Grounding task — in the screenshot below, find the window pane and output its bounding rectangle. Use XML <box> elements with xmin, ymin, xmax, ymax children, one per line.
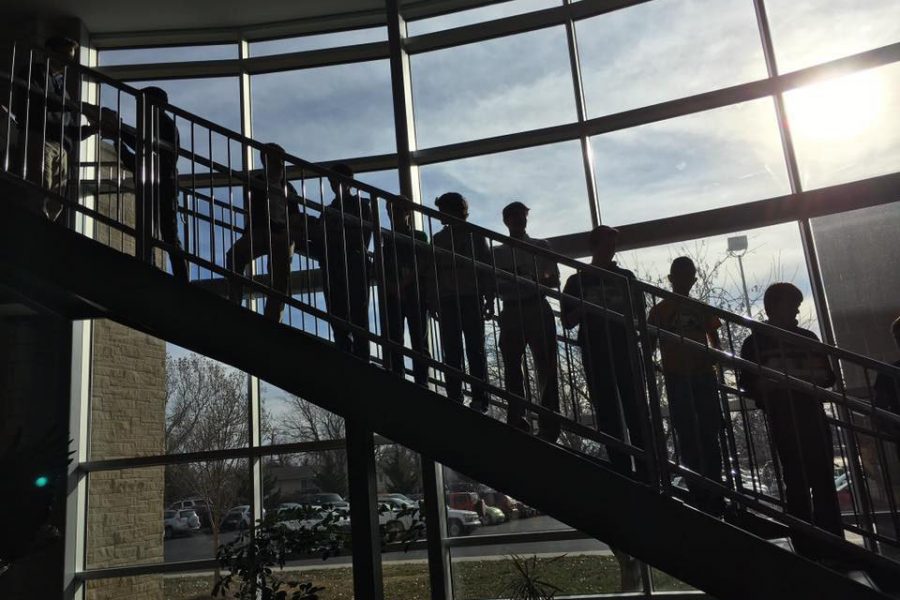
<box><xmin>443</xmin><ymin>467</ymin><xmax>569</xmax><ymax>538</ymax></box>
<box><xmin>408</xmin><ymin>0</ymin><xmax>558</xmax><ymax>37</ymax></box>
<box><xmin>411</xmin><ymin>26</ymin><xmax>576</xmax><ymax>148</ymax></box>
<box><xmin>86</xmin><ymin>459</ymin><xmax>250</xmax><ymax>569</ymax></box>
<box><xmin>251</xmin><ymin>27</ymin><xmax>387</xmax><ymax>56</ymax></box>
<box><xmin>591</xmin><ymin>98</ymin><xmax>789</xmax><ymax>226</ymax></box>
<box><xmin>90</xmin><ymin>334</ymin><xmax>250</xmax><ymax>460</ymax></box>
<box><xmin>252</xmin><ymin>61</ymin><xmax>396</xmax><ymax>162</ymax></box>
<box><xmin>766</xmin><ymin>0</ymin><xmax>900</xmax><ymax>73</ymax></box>
<box><xmin>128</xmin><ymin>77</ymin><xmax>241</xmax><ymax>131</ymax></box>
<box><xmin>418</xmin><ymin>141</ymin><xmax>589</xmax><ymax>238</ymax></box>
<box><xmin>785</xmin><ymin>62</ymin><xmax>900</xmax><ymax>190</ymax></box>
<box><xmin>577</xmin><ymin>0</ymin><xmax>766</xmax><ymax>117</ymax></box>
<box><xmin>449</xmin><ymin>542</ymin><xmax>627</xmax><ymax>599</ymax></box>
<box><xmin>98</xmin><ymin>44</ymin><xmax>237</xmax><ymax>66</ymax></box>
<box><xmin>812</xmin><ymin>201</ymin><xmax>900</xmax><ymax>368</ymax></box>
<box><xmin>616</xmin><ymin>221</ymin><xmax>818</xmax><ymax>331</ymax></box>
<box><xmin>262</xmin><ymin>383</ymin><xmax>345</xmax><ymax>445</ymax></box>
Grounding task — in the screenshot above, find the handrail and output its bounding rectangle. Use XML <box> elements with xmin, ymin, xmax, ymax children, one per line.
<box><xmin>5</xmin><ymin>38</ymin><xmax>900</xmax><ymax>569</ymax></box>
<box><xmin>12</xmin><ymin>44</ymin><xmax>896</xmax><ymax>381</ymax></box>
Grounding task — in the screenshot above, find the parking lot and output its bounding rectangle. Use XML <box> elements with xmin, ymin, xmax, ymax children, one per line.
<box><xmin>164</xmin><ymin>514</ymin><xmax>610</xmax><ymax>564</ymax></box>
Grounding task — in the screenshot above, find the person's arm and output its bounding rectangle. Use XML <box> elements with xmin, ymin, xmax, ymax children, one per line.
<box><xmin>738</xmin><ymin>334</ymin><xmax>760</xmax><ymax>400</ymax></box>
<box><xmin>539</xmin><ymin>240</ymin><xmax>560</xmax><ymax>289</ymax></box>
<box><xmin>560</xmin><ymin>275</ymin><xmax>581</xmax><ymax>330</ymax></box>
<box><xmin>476</xmin><ymin>234</ymin><xmax>495</xmax><ymax>316</ymax></box>
<box><xmin>646</xmin><ymin>304</ymin><xmax>662</xmax><ymax>352</ymax></box>
<box><xmin>708</xmin><ymin>315</ymin><xmax>723</xmax><ymax>351</ymax></box>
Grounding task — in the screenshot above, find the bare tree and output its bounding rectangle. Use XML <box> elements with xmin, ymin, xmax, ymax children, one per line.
<box><xmin>277</xmin><ymin>396</ymin><xmax>350</xmax><ymax>498</ymax></box>
<box><xmin>165</xmin><ymin>353</ymin><xmax>250</xmax><ymax>562</ymax></box>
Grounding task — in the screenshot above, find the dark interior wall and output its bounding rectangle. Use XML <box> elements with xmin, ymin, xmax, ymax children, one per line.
<box><xmin>813</xmin><ymin>201</ymin><xmax>900</xmax><ymax>363</ymax></box>
<box><xmin>0</xmin><ymin>311</ymin><xmax>72</xmax><ymax>599</ymax></box>
<box><xmin>812</xmin><ymin>201</ymin><xmax>900</xmax><ymax>392</ymax></box>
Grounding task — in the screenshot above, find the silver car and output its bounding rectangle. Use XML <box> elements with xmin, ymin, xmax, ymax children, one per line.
<box><xmin>164</xmin><ymin>509</ymin><xmax>200</xmax><ymax>539</ymax></box>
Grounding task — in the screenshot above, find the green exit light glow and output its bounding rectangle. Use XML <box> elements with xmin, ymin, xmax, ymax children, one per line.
<box><xmin>34</xmin><ymin>476</ymin><xmax>49</xmax><ymax>488</ymax></box>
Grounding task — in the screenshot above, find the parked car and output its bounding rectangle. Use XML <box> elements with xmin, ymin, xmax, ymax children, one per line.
<box><xmin>377</xmin><ymin>496</ymin><xmax>420</xmax><ymax>540</ymax></box>
<box><xmin>164</xmin><ymin>509</ymin><xmax>200</xmax><ymax>539</ymax></box>
<box><xmin>480</xmin><ymin>504</ymin><xmax>506</xmax><ymax>526</ymax></box>
<box><xmin>407</xmin><ymin>497</ymin><xmax>482</xmax><ymax>537</ymax></box>
<box><xmin>169</xmin><ymin>498</ymin><xmax>213</xmax><ymax>528</ymax></box>
<box><xmin>835</xmin><ymin>473</ymin><xmax>853</xmax><ymax>512</ymax></box>
<box><xmin>446</xmin><ymin>508</ymin><xmax>482</xmax><ymax>537</ymax></box>
<box><xmin>297</xmin><ymin>492</ymin><xmax>350</xmax><ymax>510</ymax></box>
<box><xmin>275</xmin><ymin>502</ymin><xmax>349</xmax><ymax>533</ymax></box>
<box><xmin>480</xmin><ymin>491</ymin><xmax>520</xmax><ymax>520</ymax></box>
<box><xmin>447</xmin><ymin>491</ymin><xmax>479</xmax><ymax>512</ymax></box>
<box><xmin>220</xmin><ymin>505</ymin><xmax>266</xmax><ymax>531</ymax></box>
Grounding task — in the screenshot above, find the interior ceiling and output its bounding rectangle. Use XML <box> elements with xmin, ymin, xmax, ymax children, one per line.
<box><xmin>0</xmin><ymin>0</ymin><xmax>390</xmax><ymax>35</ymax></box>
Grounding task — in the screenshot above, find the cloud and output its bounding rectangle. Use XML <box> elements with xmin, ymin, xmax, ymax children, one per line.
<box><xmin>765</xmin><ymin>0</ymin><xmax>900</xmax><ymax>73</ymax></box>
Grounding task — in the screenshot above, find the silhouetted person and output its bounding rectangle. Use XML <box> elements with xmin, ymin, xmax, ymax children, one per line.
<box><xmin>113</xmin><ymin>86</ymin><xmax>188</xmax><ymax>282</ymax></box>
<box><xmin>319</xmin><ymin>163</ymin><xmax>372</xmax><ymax>361</ymax></box>
<box><xmin>493</xmin><ymin>201</ymin><xmax>560</xmax><ymax>441</ymax></box>
<box><xmin>561</xmin><ymin>225</ymin><xmax>647</xmax><ymax>481</ymax></box>
<box><xmin>431</xmin><ymin>192</ymin><xmax>494</xmax><ymax>411</ymax></box>
<box><xmin>225</xmin><ymin>143</ymin><xmax>300</xmax><ymax>321</ymax></box>
<box><xmin>739</xmin><ymin>283</ymin><xmax>844</xmax><ymax>558</ymax></box>
<box><xmin>7</xmin><ymin>36</ymin><xmax>99</xmax><ymax>221</ymax></box>
<box><xmin>382</xmin><ymin>199</ymin><xmax>431</xmax><ymax>386</ymax></box>
<box><xmin>873</xmin><ymin>316</ymin><xmax>900</xmax><ymax>460</ymax></box>
<box><xmin>648</xmin><ymin>257</ymin><xmax>725</xmax><ymax>516</ymax></box>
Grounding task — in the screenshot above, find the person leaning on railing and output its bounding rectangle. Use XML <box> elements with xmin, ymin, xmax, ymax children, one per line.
<box><xmin>101</xmin><ymin>86</ymin><xmax>189</xmax><ymax>282</ymax></box>
<box><xmin>647</xmin><ymin>257</ymin><xmax>726</xmax><ymax>517</ymax></box>
<box><xmin>314</xmin><ymin>163</ymin><xmax>373</xmax><ymax>362</ymax></box>
<box><xmin>225</xmin><ymin>142</ymin><xmax>303</xmax><ymax>322</ymax></box>
<box><xmin>493</xmin><ymin>201</ymin><xmax>561</xmax><ymax>442</ymax></box>
<box><xmin>2</xmin><ymin>36</ymin><xmax>100</xmax><ymax>222</ymax></box>
<box><xmin>561</xmin><ymin>225</ymin><xmax>648</xmax><ymax>483</ymax></box>
<box><xmin>381</xmin><ymin>198</ymin><xmax>432</xmax><ymax>386</ymax></box>
<box><xmin>430</xmin><ymin>192</ymin><xmax>495</xmax><ymax>412</ymax></box>
<box><xmin>738</xmin><ymin>283</ymin><xmax>845</xmax><ymax>561</ymax></box>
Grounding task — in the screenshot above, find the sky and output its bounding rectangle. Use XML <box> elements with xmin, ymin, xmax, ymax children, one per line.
<box><xmin>101</xmin><ymin>0</ymin><xmax>899</xmax><ymax>360</ymax></box>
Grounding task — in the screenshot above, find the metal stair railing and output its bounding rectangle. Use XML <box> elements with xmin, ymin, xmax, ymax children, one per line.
<box><xmin>3</xmin><ymin>40</ymin><xmax>900</xmax><ymax>576</ymax></box>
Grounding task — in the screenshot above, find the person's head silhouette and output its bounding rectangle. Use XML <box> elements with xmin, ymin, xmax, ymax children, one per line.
<box><xmin>142</xmin><ymin>86</ymin><xmax>169</xmax><ymax>105</ymax></box>
<box><xmin>261</xmin><ymin>143</ymin><xmax>286</xmax><ymax>180</ymax></box>
<box><xmin>435</xmin><ymin>192</ymin><xmax>468</xmax><ymax>224</ymax></box>
<box><xmin>763</xmin><ymin>283</ymin><xmax>803</xmax><ymax>328</ymax></box>
<box><xmin>589</xmin><ymin>225</ymin><xmax>619</xmax><ymax>266</ymax></box>
<box><xmin>502</xmin><ymin>201</ymin><xmax>528</xmax><ymax>238</ymax></box>
<box><xmin>329</xmin><ymin>163</ymin><xmax>354</xmax><ymax>200</ymax></box>
<box><xmin>45</xmin><ymin>35</ymin><xmax>78</xmax><ymax>63</ymax></box>
<box><xmin>389</xmin><ymin>195</ymin><xmax>413</xmax><ymax>232</ymax></box>
<box><xmin>668</xmin><ymin>256</ymin><xmax>697</xmax><ymax>296</ymax></box>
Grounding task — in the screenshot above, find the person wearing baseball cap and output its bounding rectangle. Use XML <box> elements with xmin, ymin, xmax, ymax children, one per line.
<box><xmin>432</xmin><ymin>192</ymin><xmax>494</xmax><ymax>411</ymax></box>
<box><xmin>493</xmin><ymin>201</ymin><xmax>561</xmax><ymax>441</ymax></box>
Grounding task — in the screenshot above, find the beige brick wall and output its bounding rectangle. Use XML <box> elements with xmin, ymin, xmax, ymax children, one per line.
<box><xmin>86</xmin><ymin>320</ymin><xmax>166</xmax><ymax>599</ymax></box>
<box><xmin>86</xmin><ymin>143</ymin><xmax>167</xmax><ymax>598</ymax></box>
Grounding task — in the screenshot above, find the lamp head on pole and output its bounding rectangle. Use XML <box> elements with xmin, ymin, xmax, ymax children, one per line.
<box><xmin>727</xmin><ymin>235</ymin><xmax>748</xmax><ymax>255</ymax></box>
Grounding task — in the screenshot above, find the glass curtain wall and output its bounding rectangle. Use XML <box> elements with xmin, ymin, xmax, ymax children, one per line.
<box><xmin>81</xmin><ymin>0</ymin><xmax>900</xmax><ymax>597</ymax></box>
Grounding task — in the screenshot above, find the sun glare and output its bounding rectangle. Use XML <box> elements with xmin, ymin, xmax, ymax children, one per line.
<box><xmin>787</xmin><ymin>69</ymin><xmax>884</xmax><ymax>142</ymax></box>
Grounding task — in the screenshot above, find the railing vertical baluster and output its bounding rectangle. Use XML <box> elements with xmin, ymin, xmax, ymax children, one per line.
<box><xmin>2</xmin><ymin>43</ymin><xmax>15</xmax><ymax>174</ymax></box>
<box><xmin>371</xmin><ymin>194</ymin><xmax>391</xmax><ymax>372</ymax></box>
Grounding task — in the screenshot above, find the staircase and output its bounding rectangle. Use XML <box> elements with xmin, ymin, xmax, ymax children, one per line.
<box><xmin>2</xmin><ymin>42</ymin><xmax>900</xmax><ymax>599</ymax></box>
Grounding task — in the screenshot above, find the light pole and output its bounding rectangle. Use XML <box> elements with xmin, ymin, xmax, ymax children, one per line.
<box><xmin>727</xmin><ymin>235</ymin><xmax>753</xmax><ymax>318</ymax></box>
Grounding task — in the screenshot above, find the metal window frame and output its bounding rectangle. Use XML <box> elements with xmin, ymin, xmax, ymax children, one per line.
<box><xmin>75</xmin><ymin>1</ymin><xmax>900</xmax><ymax>596</ymax></box>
